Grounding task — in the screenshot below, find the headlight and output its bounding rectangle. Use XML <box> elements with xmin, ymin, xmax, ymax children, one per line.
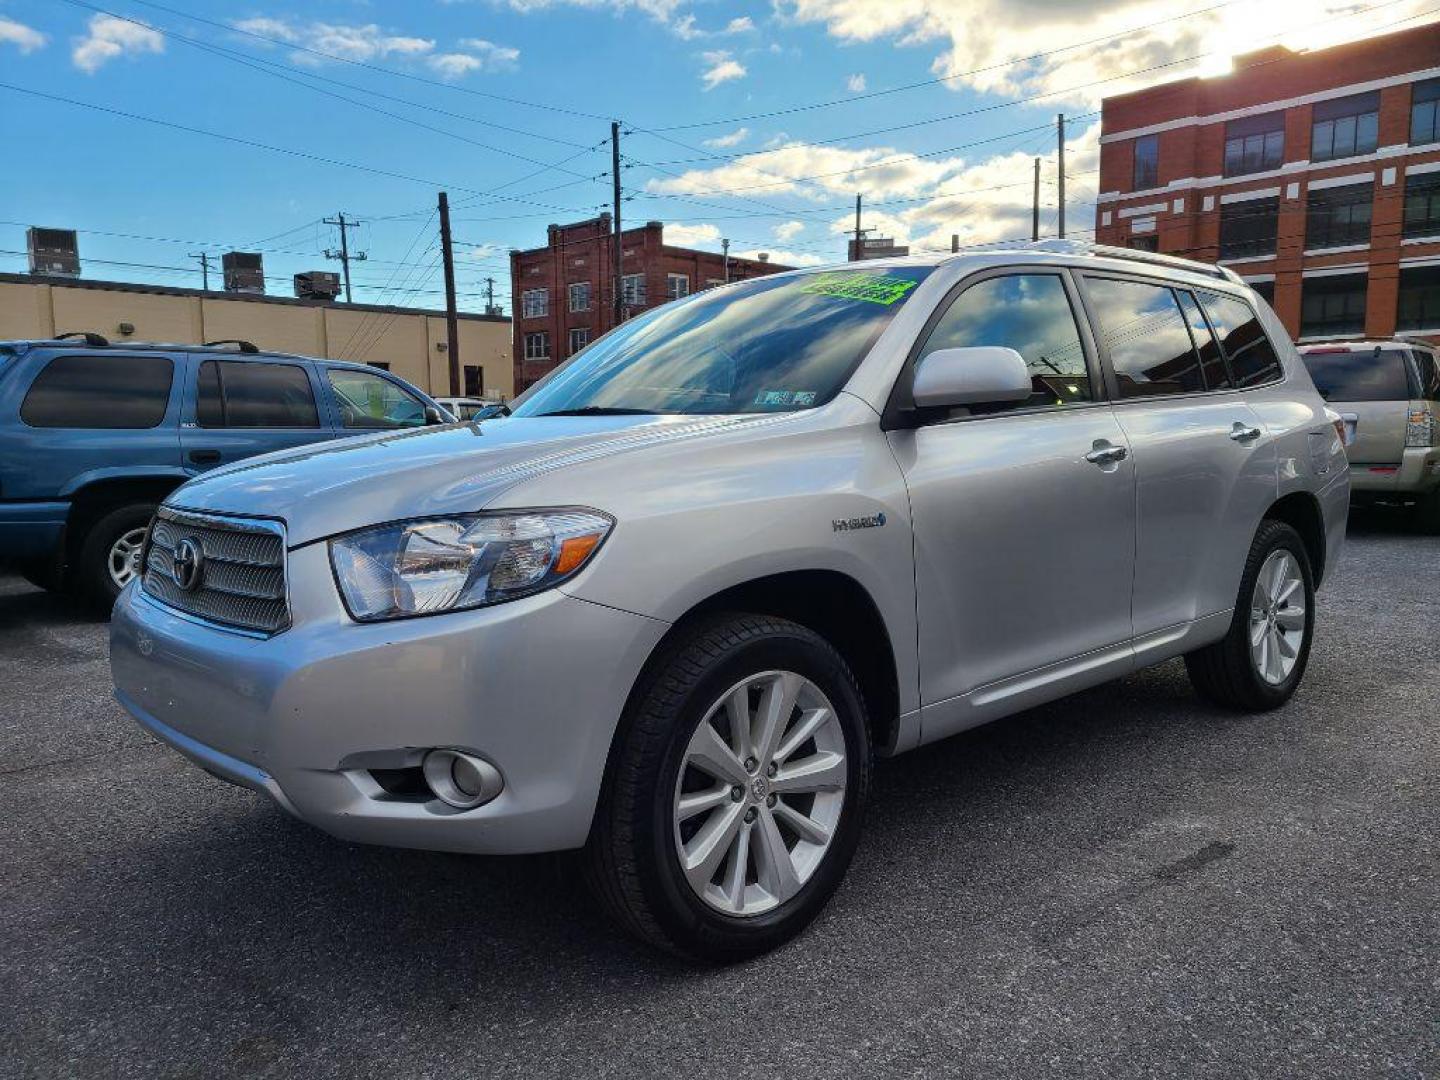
<box><xmin>329</xmin><ymin>509</ymin><xmax>613</xmax><ymax>621</ymax></box>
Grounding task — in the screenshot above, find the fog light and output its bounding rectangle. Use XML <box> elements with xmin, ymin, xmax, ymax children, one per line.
<box><xmin>422</xmin><ymin>749</ymin><xmax>503</xmax><ymax>809</ymax></box>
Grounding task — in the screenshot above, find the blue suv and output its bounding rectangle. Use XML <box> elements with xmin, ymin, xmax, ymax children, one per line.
<box><xmin>0</xmin><ymin>334</ymin><xmax>446</xmax><ymax>604</ymax></box>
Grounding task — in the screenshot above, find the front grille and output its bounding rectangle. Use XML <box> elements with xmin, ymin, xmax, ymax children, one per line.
<box><xmin>142</xmin><ymin>507</ymin><xmax>289</xmax><ymax>635</ymax></box>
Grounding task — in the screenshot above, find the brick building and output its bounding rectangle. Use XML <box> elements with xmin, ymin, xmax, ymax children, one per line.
<box><xmin>509</xmin><ymin>215</ymin><xmax>791</xmax><ymax>390</ymax></box>
<box><xmin>1094</xmin><ymin>22</ymin><xmax>1440</xmax><ymax>345</ymax></box>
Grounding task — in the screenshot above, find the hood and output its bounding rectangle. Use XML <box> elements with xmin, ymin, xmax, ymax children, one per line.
<box><xmin>167</xmin><ymin>414</ymin><xmax>773</xmax><ymax>545</ymax></box>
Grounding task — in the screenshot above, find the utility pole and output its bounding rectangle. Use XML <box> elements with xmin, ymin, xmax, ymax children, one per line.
<box><xmin>1057</xmin><ymin>114</ymin><xmax>1067</xmax><ymax>240</ymax></box>
<box><xmin>484</xmin><ymin>277</ymin><xmax>498</xmax><ymax>316</ymax></box>
<box><xmin>611</xmin><ymin>120</ymin><xmax>624</xmax><ymax>326</ymax></box>
<box><xmin>852</xmin><ymin>194</ymin><xmax>863</xmax><ymax>259</ymax></box>
<box><xmin>438</xmin><ymin>192</ymin><xmax>461</xmax><ymax>396</ymax></box>
<box><xmin>323</xmin><ymin>211</ymin><xmax>367</xmax><ymax>303</ymax></box>
<box><xmin>190</xmin><ymin>252</ymin><xmax>212</xmax><ymax>291</ymax></box>
<box><xmin>951</xmin><ymin>234</ymin><xmax>959</xmax><ymax>254</ymax></box>
<box><xmin>1032</xmin><ymin>158</ymin><xmax>1041</xmax><ymax>242</ymax></box>
<box><xmin>722</xmin><ymin>238</ymin><xmax>730</xmax><ymax>283</ymax></box>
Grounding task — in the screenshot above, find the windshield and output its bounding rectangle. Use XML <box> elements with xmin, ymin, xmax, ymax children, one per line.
<box><xmin>1302</xmin><ymin>348</ymin><xmax>1411</xmax><ymax>402</ymax></box>
<box><xmin>511</xmin><ymin>267</ymin><xmax>932</xmax><ymax>417</ymax></box>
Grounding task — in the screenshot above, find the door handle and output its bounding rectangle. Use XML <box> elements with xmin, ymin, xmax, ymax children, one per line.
<box><xmin>188</xmin><ymin>449</ymin><xmax>222</xmax><ymax>465</ymax></box>
<box><xmin>1228</xmin><ymin>421</ymin><xmax>1263</xmax><ymax>443</ymax></box>
<box><xmin>1085</xmin><ymin>442</ymin><xmax>1129</xmax><ymax>465</ymax></box>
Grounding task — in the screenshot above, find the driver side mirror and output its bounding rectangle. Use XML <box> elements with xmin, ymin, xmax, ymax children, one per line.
<box><xmin>912</xmin><ymin>346</ymin><xmax>1032</xmax><ymax>409</ymax></box>
<box><xmin>424</xmin><ymin>405</ymin><xmax>447</xmax><ymax>425</ymax></box>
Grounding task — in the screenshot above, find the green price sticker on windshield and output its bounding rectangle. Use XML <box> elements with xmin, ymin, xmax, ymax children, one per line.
<box><xmin>800</xmin><ymin>273</ymin><xmax>918</xmax><ymax>306</ymax></box>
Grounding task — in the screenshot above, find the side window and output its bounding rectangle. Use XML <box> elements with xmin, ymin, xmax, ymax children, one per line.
<box><xmin>1198</xmin><ymin>292</ymin><xmax>1284</xmax><ymax>387</ymax></box>
<box><xmin>22</xmin><ymin>354</ymin><xmax>173</xmax><ymax>429</ymax></box>
<box><xmin>327</xmin><ymin>368</ymin><xmax>426</xmax><ymax>429</ymax></box>
<box><xmin>1085</xmin><ymin>277</ymin><xmax>1206</xmax><ymax>397</ymax></box>
<box><xmin>196</xmin><ymin>360</ymin><xmax>319</xmax><ymax>428</ymax></box>
<box><xmin>916</xmin><ymin>273</ymin><xmax>1092</xmax><ymax>412</ymax></box>
<box><xmin>1175</xmin><ymin>290</ymin><xmax>1234</xmax><ymax>389</ymax></box>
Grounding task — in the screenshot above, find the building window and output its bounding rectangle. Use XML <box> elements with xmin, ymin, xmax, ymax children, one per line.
<box><xmin>621</xmin><ymin>273</ymin><xmax>646</xmax><ymax>307</ymax></box>
<box><xmin>1402</xmin><ymin>172</ymin><xmax>1440</xmax><ymax>240</ymax></box>
<box><xmin>1224</xmin><ymin>112</ymin><xmax>1284</xmax><ymax>177</ymax></box>
<box><xmin>1412</xmin><ymin>77</ymin><xmax>1440</xmax><ymax>146</ymax></box>
<box><xmin>1397</xmin><ymin>265</ymin><xmax>1440</xmax><ymax>331</ymax></box>
<box><xmin>463</xmin><ymin>365</ymin><xmax>484</xmax><ymax>397</ymax></box>
<box><xmin>1132</xmin><ymin>134</ymin><xmax>1159</xmax><ymax>191</ymax></box>
<box><xmin>1300</xmin><ymin>274</ymin><xmax>1368</xmax><ymax>339</ymax></box>
<box><xmin>568</xmin><ymin>328</ymin><xmax>590</xmax><ymax>354</ymax></box>
<box><xmin>521</xmin><ymin>288</ymin><xmax>548</xmax><ymax>318</ymax></box>
<box><xmin>568</xmin><ymin>281</ymin><xmax>590</xmax><ymax>312</ymax></box>
<box><xmin>1311</xmin><ymin>92</ymin><xmax>1380</xmax><ymax>162</ymax></box>
<box><xmin>1218</xmin><ymin>197</ymin><xmax>1279</xmax><ymax>259</ymax></box>
<box><xmin>367</xmin><ymin>362</ymin><xmax>391</xmax><ymax>372</ymax></box>
<box><xmin>1306</xmin><ymin>181</ymin><xmax>1373</xmax><ymax>250</ymax></box>
<box><xmin>1127</xmin><ymin>234</ymin><xmax>1159</xmax><ymax>252</ymax></box>
<box><xmin>705</xmin><ymin>278</ymin><xmax>724</xmax><ymax>289</ymax></box>
<box><xmin>1248</xmin><ymin>280</ymin><xmax>1276</xmax><ymax>306</ymax></box>
<box><xmin>666</xmin><ymin>273</ymin><xmax>690</xmax><ymax>301</ymax></box>
<box><xmin>524</xmin><ymin>332</ymin><xmax>549</xmax><ymax>360</ymax></box>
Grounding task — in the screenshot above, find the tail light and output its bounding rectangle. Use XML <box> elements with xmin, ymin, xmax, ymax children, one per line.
<box><xmin>1406</xmin><ymin>407</ymin><xmax>1436</xmax><ymax>447</ymax></box>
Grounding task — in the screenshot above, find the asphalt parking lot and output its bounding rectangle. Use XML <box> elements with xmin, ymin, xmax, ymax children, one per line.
<box><xmin>1</xmin><ymin>514</ymin><xmax>1436</xmax><ymax>1079</ymax></box>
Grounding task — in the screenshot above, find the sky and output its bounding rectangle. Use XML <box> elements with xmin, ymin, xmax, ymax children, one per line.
<box><xmin>0</xmin><ymin>0</ymin><xmax>1436</xmax><ymax>314</ymax></box>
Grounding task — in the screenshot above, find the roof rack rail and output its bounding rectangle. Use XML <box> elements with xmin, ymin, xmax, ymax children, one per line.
<box><xmin>203</xmin><ymin>339</ymin><xmax>260</xmax><ymax>354</ymax></box>
<box><xmin>54</xmin><ymin>331</ymin><xmax>110</xmax><ymax>346</ymax></box>
<box><xmin>1024</xmin><ymin>239</ymin><xmax>1243</xmax><ymax>284</ymax></box>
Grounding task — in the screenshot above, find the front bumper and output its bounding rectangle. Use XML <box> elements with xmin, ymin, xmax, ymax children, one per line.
<box><xmin>111</xmin><ymin>543</ymin><xmax>668</xmax><ymax>854</ymax></box>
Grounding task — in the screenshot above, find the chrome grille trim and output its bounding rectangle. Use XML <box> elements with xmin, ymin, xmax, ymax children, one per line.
<box><xmin>141</xmin><ymin>507</ymin><xmax>290</xmax><ymax>635</ymax></box>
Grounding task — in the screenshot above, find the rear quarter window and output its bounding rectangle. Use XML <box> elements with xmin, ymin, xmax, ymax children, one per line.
<box><xmin>1301</xmin><ymin>348</ymin><xmax>1411</xmax><ymax>402</ymax></box>
<box><xmin>20</xmin><ymin>354</ymin><xmax>174</xmax><ymax>428</ymax></box>
<box><xmin>1197</xmin><ymin>293</ymin><xmax>1283</xmax><ymax>387</ymax></box>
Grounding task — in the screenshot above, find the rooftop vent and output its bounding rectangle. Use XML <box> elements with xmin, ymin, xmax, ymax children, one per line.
<box><xmin>222</xmin><ymin>251</ymin><xmax>265</xmax><ymax>294</ymax></box>
<box><xmin>27</xmin><ymin>227</ymin><xmax>79</xmax><ymax>277</ymax></box>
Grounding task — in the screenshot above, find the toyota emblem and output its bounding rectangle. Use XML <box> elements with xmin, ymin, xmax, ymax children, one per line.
<box><xmin>172</xmin><ymin>537</ymin><xmax>204</xmax><ymax>592</ymax></box>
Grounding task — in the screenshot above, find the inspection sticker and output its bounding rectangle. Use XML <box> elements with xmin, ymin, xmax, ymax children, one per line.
<box><xmin>753</xmin><ymin>389</ymin><xmax>818</xmax><ymax>407</ymax></box>
<box><xmin>799</xmin><ymin>273</ymin><xmax>918</xmax><ymax>306</ymax></box>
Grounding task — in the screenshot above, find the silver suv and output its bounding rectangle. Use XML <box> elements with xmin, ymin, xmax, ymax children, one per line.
<box><xmin>111</xmin><ymin>243</ymin><xmax>1349</xmax><ymax>960</ymax></box>
<box><xmin>1297</xmin><ymin>340</ymin><xmax>1440</xmax><ymax>532</ymax></box>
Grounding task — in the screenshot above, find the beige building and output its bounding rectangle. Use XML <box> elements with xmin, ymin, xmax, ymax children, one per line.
<box><xmin>0</xmin><ymin>273</ymin><xmax>514</xmax><ymax>400</ymax></box>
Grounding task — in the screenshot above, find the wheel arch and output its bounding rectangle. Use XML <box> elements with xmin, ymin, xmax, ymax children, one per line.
<box><xmin>1264</xmin><ymin>490</ymin><xmax>1327</xmax><ymax>587</ymax></box>
<box><xmin>63</xmin><ymin>475</ymin><xmax>184</xmax><ymax>568</ymax></box>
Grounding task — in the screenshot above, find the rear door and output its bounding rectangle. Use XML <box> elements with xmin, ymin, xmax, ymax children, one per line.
<box><xmin>1077</xmin><ymin>275</ymin><xmax>1278</xmax><ymax>639</ymax></box>
<box><xmin>179</xmin><ymin>355</ymin><xmax>336</xmax><ymax>475</ymax></box>
<box><xmin>1300</xmin><ymin>346</ymin><xmax>1415</xmax><ymax>489</ymax></box>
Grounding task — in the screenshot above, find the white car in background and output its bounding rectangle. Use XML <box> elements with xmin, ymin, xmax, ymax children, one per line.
<box><xmin>433</xmin><ymin>396</ymin><xmax>507</xmax><ymax>421</ymax></box>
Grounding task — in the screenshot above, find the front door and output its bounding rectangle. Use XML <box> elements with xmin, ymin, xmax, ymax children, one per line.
<box><xmin>180</xmin><ymin>355</ymin><xmax>336</xmax><ymax>475</ymax></box>
<box><xmin>886</xmin><ymin>269</ymin><xmax>1136</xmax><ymax>740</ymax></box>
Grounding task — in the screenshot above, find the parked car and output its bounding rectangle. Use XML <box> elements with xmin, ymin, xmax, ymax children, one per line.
<box><xmin>433</xmin><ymin>396</ymin><xmax>508</xmax><ymax>422</ymax></box>
<box><xmin>0</xmin><ymin>335</ymin><xmax>446</xmax><ymax>603</ymax></box>
<box><xmin>1297</xmin><ymin>340</ymin><xmax>1440</xmax><ymax>531</ymax></box>
<box><xmin>111</xmin><ymin>243</ymin><xmax>1349</xmax><ymax>960</ymax></box>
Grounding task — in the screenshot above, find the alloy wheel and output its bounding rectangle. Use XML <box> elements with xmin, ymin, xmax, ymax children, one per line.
<box><xmin>1248</xmin><ymin>549</ymin><xmax>1306</xmax><ymax>685</ymax></box>
<box><xmin>107</xmin><ymin>527</ymin><xmax>148</xmax><ymax>590</ymax></box>
<box><xmin>672</xmin><ymin>670</ymin><xmax>847</xmax><ymax>917</ymax></box>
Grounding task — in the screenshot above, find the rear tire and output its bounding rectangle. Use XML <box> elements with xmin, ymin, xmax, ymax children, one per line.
<box><xmin>1186</xmin><ymin>519</ymin><xmax>1314</xmax><ymax>712</ymax></box>
<box><xmin>1413</xmin><ymin>488</ymin><xmax>1440</xmax><ymax>535</ymax></box>
<box><xmin>76</xmin><ymin>503</ymin><xmax>156</xmax><ymax>608</ymax></box>
<box><xmin>584</xmin><ymin>613</ymin><xmax>871</xmax><ymax>962</ymax></box>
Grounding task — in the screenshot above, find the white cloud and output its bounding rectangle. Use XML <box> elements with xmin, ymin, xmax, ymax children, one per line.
<box><xmin>499</xmin><ymin>0</ymin><xmax>686</xmax><ymax>27</ymax></box>
<box><xmin>774</xmin><ymin>0</ymin><xmax>1439</xmax><ymax>108</ymax></box>
<box><xmin>0</xmin><ymin>16</ymin><xmax>46</xmax><ymax>54</ymax></box>
<box><xmin>774</xmin><ymin>220</ymin><xmax>806</xmax><ymax>242</ymax></box>
<box><xmin>429</xmin><ymin>38</ymin><xmax>520</xmax><ymax>77</ymax></box>
<box><xmin>665</xmin><ymin>222</ymin><xmax>722</xmax><ymax>246</ymax></box>
<box><xmin>72</xmin><ymin>14</ymin><xmax>164</xmax><ymax>74</ymax></box>
<box><xmin>724</xmin><ymin>16</ymin><xmax>757</xmax><ymax>33</ymax></box>
<box><xmin>846</xmin><ymin>72</ymin><xmax>866</xmax><ymax>92</ymax></box>
<box><xmin>700</xmin><ymin>50</ymin><xmax>747</xmax><ymax>90</ymax></box>
<box><xmin>733</xmin><ymin>247</ymin><xmax>828</xmax><ymax>267</ymax></box>
<box><xmin>703</xmin><ymin>127</ymin><xmax>750</xmax><ymax>149</ymax></box>
<box><xmin>672</xmin><ymin>14</ymin><xmax>703</xmax><ymax>39</ymax></box>
<box><xmin>232</xmin><ymin>17</ymin><xmax>436</xmax><ymax>64</ymax></box>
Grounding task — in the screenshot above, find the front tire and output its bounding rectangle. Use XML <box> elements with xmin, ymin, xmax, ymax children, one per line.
<box><xmin>1186</xmin><ymin>519</ymin><xmax>1314</xmax><ymax>711</ymax></box>
<box><xmin>585</xmin><ymin>614</ymin><xmax>871</xmax><ymax>961</ymax></box>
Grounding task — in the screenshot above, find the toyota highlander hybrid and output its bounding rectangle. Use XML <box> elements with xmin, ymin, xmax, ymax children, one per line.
<box><xmin>111</xmin><ymin>242</ymin><xmax>1350</xmax><ymax>960</ymax></box>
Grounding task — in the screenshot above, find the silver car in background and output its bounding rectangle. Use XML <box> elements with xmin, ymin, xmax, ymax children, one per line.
<box><xmin>1298</xmin><ymin>340</ymin><xmax>1440</xmax><ymax>532</ymax></box>
<box><xmin>111</xmin><ymin>242</ymin><xmax>1349</xmax><ymax>960</ymax></box>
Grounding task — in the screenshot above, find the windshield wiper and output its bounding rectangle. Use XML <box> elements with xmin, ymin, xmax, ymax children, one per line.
<box><xmin>531</xmin><ymin>406</ymin><xmax>658</xmax><ymax>417</ymax></box>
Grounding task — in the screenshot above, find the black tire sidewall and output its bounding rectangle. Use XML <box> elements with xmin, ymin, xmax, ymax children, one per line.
<box><xmin>633</xmin><ymin>623</ymin><xmax>870</xmax><ymax>959</ymax></box>
<box><xmin>78</xmin><ymin>504</ymin><xmax>156</xmax><ymax>604</ymax></box>
<box><xmin>1233</xmin><ymin>522</ymin><xmax>1315</xmax><ymax>706</ymax></box>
